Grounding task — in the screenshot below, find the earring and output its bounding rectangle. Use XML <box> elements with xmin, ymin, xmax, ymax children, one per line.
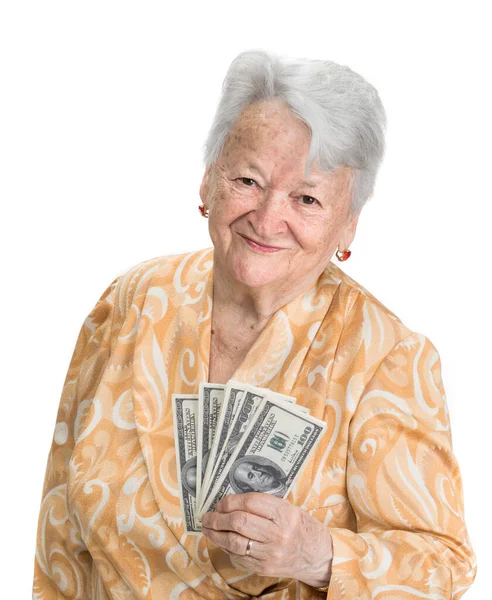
<box><xmin>198</xmin><ymin>204</ymin><xmax>209</xmax><ymax>218</ymax></box>
<box><xmin>336</xmin><ymin>248</ymin><xmax>351</xmax><ymax>261</ymax></box>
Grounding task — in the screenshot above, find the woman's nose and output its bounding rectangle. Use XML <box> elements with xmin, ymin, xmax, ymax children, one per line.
<box><xmin>249</xmin><ymin>190</ymin><xmax>289</xmax><ymax>239</ymax></box>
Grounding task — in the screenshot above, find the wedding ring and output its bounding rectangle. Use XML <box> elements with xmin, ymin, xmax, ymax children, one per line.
<box><xmin>245</xmin><ymin>539</ymin><xmax>253</xmax><ymax>556</ymax></box>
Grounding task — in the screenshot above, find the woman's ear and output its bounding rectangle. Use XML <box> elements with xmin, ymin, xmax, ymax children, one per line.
<box><xmin>199</xmin><ymin>167</ymin><xmax>211</xmax><ymax>203</ymax></box>
<box><xmin>339</xmin><ymin>211</ymin><xmax>360</xmax><ymax>250</ymax></box>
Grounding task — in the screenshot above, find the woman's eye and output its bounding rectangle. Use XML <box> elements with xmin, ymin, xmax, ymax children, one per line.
<box><xmin>300</xmin><ymin>195</ymin><xmax>318</xmax><ymax>206</ymax></box>
<box><xmin>238</xmin><ymin>177</ymin><xmax>256</xmax><ymax>187</ymax></box>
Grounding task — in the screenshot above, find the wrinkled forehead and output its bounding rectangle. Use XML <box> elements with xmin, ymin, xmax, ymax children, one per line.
<box><xmin>221</xmin><ymin>99</ymin><xmax>310</xmax><ymax>160</ymax></box>
<box><xmin>216</xmin><ymin>100</ymin><xmax>348</xmax><ymax>184</ymax></box>
<box><xmin>212</xmin><ymin>99</ymin><xmax>353</xmax><ymax>197</ymax></box>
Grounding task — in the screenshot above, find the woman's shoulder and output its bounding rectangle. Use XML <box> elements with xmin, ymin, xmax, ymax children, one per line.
<box><xmin>324</xmin><ymin>260</ymin><xmax>413</xmax><ymax>342</ymax></box>
<box><xmin>111</xmin><ymin>247</ymin><xmax>214</xmax><ymax>312</ymax></box>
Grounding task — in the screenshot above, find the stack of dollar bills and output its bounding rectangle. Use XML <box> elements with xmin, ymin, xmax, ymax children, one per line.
<box><xmin>172</xmin><ymin>381</ymin><xmax>327</xmax><ymax>534</ymax></box>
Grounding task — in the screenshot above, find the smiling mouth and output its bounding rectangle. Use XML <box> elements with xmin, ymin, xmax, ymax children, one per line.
<box><xmin>239</xmin><ymin>234</ymin><xmax>284</xmax><ymax>253</ymax></box>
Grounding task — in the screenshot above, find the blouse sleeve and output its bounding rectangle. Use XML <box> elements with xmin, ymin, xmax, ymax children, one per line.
<box><xmin>32</xmin><ymin>276</ymin><xmax>120</xmax><ymax>599</ymax></box>
<box><xmin>327</xmin><ymin>332</ymin><xmax>477</xmax><ymax>599</ymax></box>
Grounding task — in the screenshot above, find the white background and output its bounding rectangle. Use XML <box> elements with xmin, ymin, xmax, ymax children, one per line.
<box><xmin>1</xmin><ymin>1</ymin><xmax>489</xmax><ymax>597</ymax></box>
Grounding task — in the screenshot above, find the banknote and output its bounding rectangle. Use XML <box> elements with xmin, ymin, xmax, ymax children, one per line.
<box><xmin>199</xmin><ymin>396</ymin><xmax>326</xmax><ymax>516</ymax></box>
<box><xmin>196</xmin><ymin>383</ymin><xmax>226</xmax><ymax>516</ymax></box>
<box><xmin>198</xmin><ymin>386</ymin><xmax>298</xmax><ymax>514</ymax></box>
<box><xmin>172</xmin><ymin>394</ymin><xmax>201</xmax><ymax>534</ymax></box>
<box><xmin>198</xmin><ymin>380</ymin><xmax>248</xmax><ymax>508</ymax></box>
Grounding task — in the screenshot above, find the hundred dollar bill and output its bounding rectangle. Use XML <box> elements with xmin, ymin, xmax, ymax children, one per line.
<box><xmin>200</xmin><ymin>397</ymin><xmax>326</xmax><ymax>516</ymax></box>
<box><xmin>172</xmin><ymin>394</ymin><xmax>201</xmax><ymax>534</ymax></box>
<box><xmin>196</xmin><ymin>383</ymin><xmax>226</xmax><ymax>515</ymax></box>
<box><xmin>198</xmin><ymin>387</ymin><xmax>301</xmax><ymax>517</ymax></box>
<box><xmin>198</xmin><ymin>380</ymin><xmax>248</xmax><ymax>509</ymax></box>
<box><xmin>199</xmin><ymin>386</ymin><xmax>285</xmax><ymax>514</ymax></box>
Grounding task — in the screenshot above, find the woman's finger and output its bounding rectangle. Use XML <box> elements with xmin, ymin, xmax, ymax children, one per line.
<box><xmin>215</xmin><ymin>492</ymin><xmax>289</xmax><ymax>524</ymax></box>
<box><xmin>202</xmin><ymin>526</ymin><xmax>267</xmax><ymax>558</ymax></box>
<box><xmin>201</xmin><ymin>510</ymin><xmax>276</xmax><ymax>543</ymax></box>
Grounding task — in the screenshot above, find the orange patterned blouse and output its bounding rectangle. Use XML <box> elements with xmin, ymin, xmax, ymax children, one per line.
<box><xmin>32</xmin><ymin>248</ymin><xmax>477</xmax><ymax>599</ymax></box>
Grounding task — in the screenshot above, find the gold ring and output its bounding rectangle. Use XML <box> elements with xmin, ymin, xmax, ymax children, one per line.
<box><xmin>245</xmin><ymin>539</ymin><xmax>253</xmax><ymax>556</ymax></box>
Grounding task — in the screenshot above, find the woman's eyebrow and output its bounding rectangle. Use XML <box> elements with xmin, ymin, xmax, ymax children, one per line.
<box><xmin>247</xmin><ymin>162</ymin><xmax>319</xmax><ymax>188</ymax></box>
<box><xmin>245</xmin><ymin>162</ymin><xmax>264</xmax><ymax>177</ymax></box>
<box><xmin>299</xmin><ymin>180</ymin><xmax>318</xmax><ymax>189</ymax></box>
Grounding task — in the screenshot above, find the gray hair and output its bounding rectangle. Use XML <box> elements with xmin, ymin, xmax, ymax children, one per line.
<box><xmin>203</xmin><ymin>50</ymin><xmax>387</xmax><ymax>215</ymax></box>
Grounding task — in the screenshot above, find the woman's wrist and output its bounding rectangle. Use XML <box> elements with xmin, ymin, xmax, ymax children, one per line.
<box><xmin>301</xmin><ymin>558</ymin><xmax>332</xmax><ymax>589</ymax></box>
<box><xmin>297</xmin><ymin>526</ymin><xmax>333</xmax><ymax>588</ymax></box>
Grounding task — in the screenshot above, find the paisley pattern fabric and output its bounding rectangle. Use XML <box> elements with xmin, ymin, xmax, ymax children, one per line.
<box><xmin>32</xmin><ymin>247</ymin><xmax>476</xmax><ymax>599</ymax></box>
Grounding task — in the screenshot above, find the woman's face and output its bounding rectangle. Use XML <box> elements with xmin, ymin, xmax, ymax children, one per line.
<box><xmin>200</xmin><ymin>98</ymin><xmax>359</xmax><ymax>292</ymax></box>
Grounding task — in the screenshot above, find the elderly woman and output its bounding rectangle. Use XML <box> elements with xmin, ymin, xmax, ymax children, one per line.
<box><xmin>32</xmin><ymin>50</ymin><xmax>476</xmax><ymax>599</ymax></box>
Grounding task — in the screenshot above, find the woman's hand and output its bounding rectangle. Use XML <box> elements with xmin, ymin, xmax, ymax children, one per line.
<box><xmin>201</xmin><ymin>492</ymin><xmax>333</xmax><ymax>588</ymax></box>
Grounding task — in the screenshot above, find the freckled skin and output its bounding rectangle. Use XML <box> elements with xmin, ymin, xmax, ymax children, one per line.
<box><xmin>200</xmin><ymin>98</ymin><xmax>360</xmax><ymax>314</ymax></box>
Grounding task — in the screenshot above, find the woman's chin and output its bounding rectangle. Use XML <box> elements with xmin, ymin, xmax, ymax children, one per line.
<box><xmin>227</xmin><ymin>256</ymin><xmax>283</xmax><ymax>289</ymax></box>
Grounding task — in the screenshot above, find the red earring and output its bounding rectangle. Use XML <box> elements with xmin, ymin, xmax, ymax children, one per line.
<box><xmin>336</xmin><ymin>248</ymin><xmax>351</xmax><ymax>261</ymax></box>
<box><xmin>198</xmin><ymin>204</ymin><xmax>209</xmax><ymax>218</ymax></box>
